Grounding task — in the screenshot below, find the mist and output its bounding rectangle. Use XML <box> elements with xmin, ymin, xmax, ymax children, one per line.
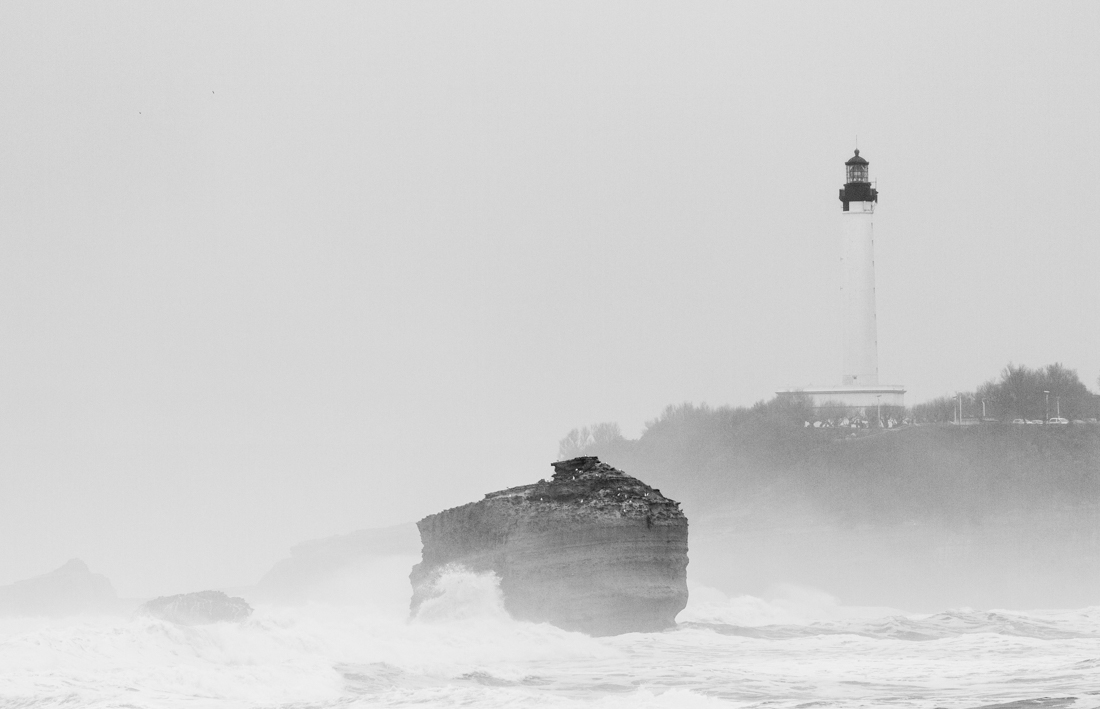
<box><xmin>2</xmin><ymin>1</ymin><xmax>1099</xmax><ymax>598</ymax></box>
<box><xmin>3</xmin><ymin>2</ymin><xmax>1100</xmax><ymax>705</ymax></box>
<box><xmin>579</xmin><ymin>398</ymin><xmax>1100</xmax><ymax>611</ymax></box>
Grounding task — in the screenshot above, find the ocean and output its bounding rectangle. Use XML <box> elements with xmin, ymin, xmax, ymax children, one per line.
<box><xmin>2</xmin><ymin>564</ymin><xmax>1099</xmax><ymax>708</ymax></box>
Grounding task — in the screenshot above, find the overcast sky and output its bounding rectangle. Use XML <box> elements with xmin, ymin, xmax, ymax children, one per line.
<box><xmin>1</xmin><ymin>1</ymin><xmax>1098</xmax><ymax>596</ymax></box>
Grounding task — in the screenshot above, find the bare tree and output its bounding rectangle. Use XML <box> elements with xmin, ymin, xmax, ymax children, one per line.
<box><xmin>558</xmin><ymin>422</ymin><xmax>624</xmax><ymax>459</ymax></box>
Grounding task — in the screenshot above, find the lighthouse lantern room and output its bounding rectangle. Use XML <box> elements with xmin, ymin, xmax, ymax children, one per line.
<box><xmin>839</xmin><ymin>149</ymin><xmax>877</xmax><ymax>211</ymax></box>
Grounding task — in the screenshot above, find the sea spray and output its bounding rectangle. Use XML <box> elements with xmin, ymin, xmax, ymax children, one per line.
<box><xmin>399</xmin><ymin>565</ymin><xmax>620</xmax><ymax>685</ymax></box>
<box><xmin>0</xmin><ymin>613</ymin><xmax>344</xmax><ymax>706</ymax></box>
<box><xmin>410</xmin><ymin>564</ymin><xmax>511</xmax><ymax>623</ymax></box>
<box><xmin>2</xmin><ymin>571</ymin><xmax>1100</xmax><ymax>708</ymax></box>
<box><xmin>679</xmin><ymin>581</ymin><xmax>904</xmax><ymax>627</ymax></box>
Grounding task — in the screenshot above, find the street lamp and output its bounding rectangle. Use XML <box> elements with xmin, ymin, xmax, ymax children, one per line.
<box><xmin>1044</xmin><ymin>390</ymin><xmax>1050</xmax><ymax>421</ymax></box>
<box><xmin>876</xmin><ymin>394</ymin><xmax>882</xmax><ymax>428</ymax></box>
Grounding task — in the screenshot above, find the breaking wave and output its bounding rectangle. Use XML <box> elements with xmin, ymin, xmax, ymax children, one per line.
<box><xmin>2</xmin><ymin>570</ymin><xmax>1099</xmax><ymax>708</ymax></box>
<box><xmin>410</xmin><ymin>563</ymin><xmax>512</xmax><ymax>623</ymax></box>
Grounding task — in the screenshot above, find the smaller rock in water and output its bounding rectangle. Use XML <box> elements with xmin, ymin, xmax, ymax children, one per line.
<box><xmin>139</xmin><ymin>590</ymin><xmax>252</xmax><ymax>625</ymax></box>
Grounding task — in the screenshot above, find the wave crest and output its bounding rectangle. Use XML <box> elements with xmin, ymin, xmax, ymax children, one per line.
<box><xmin>411</xmin><ymin>564</ymin><xmax>512</xmax><ymax>623</ymax></box>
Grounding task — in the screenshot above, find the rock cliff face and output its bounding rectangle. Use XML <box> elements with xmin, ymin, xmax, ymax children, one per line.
<box><xmin>411</xmin><ymin>456</ymin><xmax>688</xmax><ymax>636</ymax></box>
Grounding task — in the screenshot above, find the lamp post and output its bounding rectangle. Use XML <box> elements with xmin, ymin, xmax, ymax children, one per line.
<box><xmin>876</xmin><ymin>394</ymin><xmax>882</xmax><ymax>428</ymax></box>
<box><xmin>1044</xmin><ymin>390</ymin><xmax>1050</xmax><ymax>422</ymax></box>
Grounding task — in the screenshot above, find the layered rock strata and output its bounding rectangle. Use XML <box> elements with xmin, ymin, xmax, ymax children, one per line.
<box><xmin>410</xmin><ymin>456</ymin><xmax>688</xmax><ymax>635</ymax></box>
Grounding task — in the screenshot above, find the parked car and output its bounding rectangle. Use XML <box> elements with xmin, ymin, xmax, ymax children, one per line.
<box><xmin>1026</xmin><ymin>419</ymin><xmax>1044</xmax><ymax>425</ymax></box>
<box><xmin>1011</xmin><ymin>418</ymin><xmax>1026</xmax><ymax>425</ymax></box>
<box><xmin>1047</xmin><ymin>417</ymin><xmax>1069</xmax><ymax>425</ymax></box>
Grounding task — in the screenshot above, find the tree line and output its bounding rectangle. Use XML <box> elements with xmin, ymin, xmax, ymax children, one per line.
<box><xmin>560</xmin><ymin>362</ymin><xmax>1100</xmax><ymax>459</ymax></box>
<box><xmin>912</xmin><ymin>363</ymin><xmax>1099</xmax><ymax>423</ymax></box>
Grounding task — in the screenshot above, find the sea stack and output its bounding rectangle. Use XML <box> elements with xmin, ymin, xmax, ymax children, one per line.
<box><xmin>410</xmin><ymin>456</ymin><xmax>688</xmax><ymax>636</ymax></box>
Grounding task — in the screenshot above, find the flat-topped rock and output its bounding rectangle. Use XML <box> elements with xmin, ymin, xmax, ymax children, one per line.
<box><xmin>411</xmin><ymin>456</ymin><xmax>688</xmax><ymax>635</ymax></box>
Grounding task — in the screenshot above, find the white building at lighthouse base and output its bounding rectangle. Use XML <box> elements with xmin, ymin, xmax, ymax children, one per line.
<box><xmin>776</xmin><ymin>384</ymin><xmax>906</xmax><ymax>411</ymax></box>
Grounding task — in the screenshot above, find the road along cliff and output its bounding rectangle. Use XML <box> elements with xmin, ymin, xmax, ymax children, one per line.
<box><xmin>410</xmin><ymin>456</ymin><xmax>688</xmax><ymax>635</ymax></box>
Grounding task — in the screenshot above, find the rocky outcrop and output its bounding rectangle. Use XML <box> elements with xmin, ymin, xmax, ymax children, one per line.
<box><xmin>410</xmin><ymin>456</ymin><xmax>688</xmax><ymax>636</ymax></box>
<box><xmin>0</xmin><ymin>559</ymin><xmax>120</xmax><ymax>617</ymax></box>
<box><xmin>138</xmin><ymin>590</ymin><xmax>252</xmax><ymax>625</ymax></box>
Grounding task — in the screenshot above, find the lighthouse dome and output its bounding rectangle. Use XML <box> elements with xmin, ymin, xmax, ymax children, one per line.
<box><xmin>845</xmin><ymin>149</ymin><xmax>869</xmax><ymax>166</ymax></box>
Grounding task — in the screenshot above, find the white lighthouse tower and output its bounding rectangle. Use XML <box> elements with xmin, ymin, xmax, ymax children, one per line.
<box><xmin>839</xmin><ymin>149</ymin><xmax>880</xmax><ymax>387</ymax></box>
<box><xmin>778</xmin><ymin>149</ymin><xmax>904</xmax><ymax>415</ymax></box>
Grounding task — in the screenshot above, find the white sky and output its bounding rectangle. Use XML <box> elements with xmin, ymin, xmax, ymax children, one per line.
<box><xmin>1</xmin><ymin>2</ymin><xmax>1098</xmax><ymax>596</ymax></box>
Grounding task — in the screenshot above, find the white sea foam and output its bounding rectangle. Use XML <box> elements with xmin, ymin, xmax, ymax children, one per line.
<box><xmin>1</xmin><ymin>566</ymin><xmax>1099</xmax><ymax>708</ymax></box>
<box><xmin>679</xmin><ymin>581</ymin><xmax>904</xmax><ymax>626</ymax></box>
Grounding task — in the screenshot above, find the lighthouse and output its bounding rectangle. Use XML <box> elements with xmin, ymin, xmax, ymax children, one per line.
<box><xmin>839</xmin><ymin>149</ymin><xmax>879</xmax><ymax>387</ymax></box>
<box><xmin>777</xmin><ymin>149</ymin><xmax>904</xmax><ymax>416</ymax></box>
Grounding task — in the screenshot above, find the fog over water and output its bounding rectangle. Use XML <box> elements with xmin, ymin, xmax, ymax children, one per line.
<box><xmin>4</xmin><ymin>564</ymin><xmax>1100</xmax><ymax>707</ymax></box>
<box><xmin>2</xmin><ymin>2</ymin><xmax>1100</xmax><ymax>705</ymax></box>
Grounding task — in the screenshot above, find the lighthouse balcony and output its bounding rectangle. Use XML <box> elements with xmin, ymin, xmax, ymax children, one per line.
<box><xmin>839</xmin><ymin>183</ymin><xmax>878</xmax><ymax>210</ymax></box>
